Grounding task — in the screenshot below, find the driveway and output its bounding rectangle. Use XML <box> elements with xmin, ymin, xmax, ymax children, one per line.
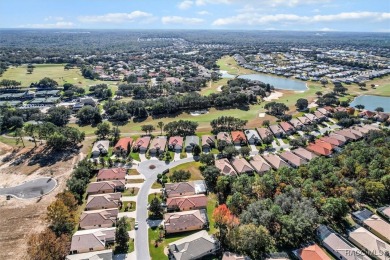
<box><xmin>139</xmin><ymin>153</ymin><xmax>147</xmax><ymax>162</ymax></box>
<box><xmin>173</xmin><ymin>152</ymin><xmax>181</xmax><ymax>161</ymax></box>
<box><xmin>0</xmin><ymin>177</ymin><xmax>57</xmax><ymax>199</ymax></box>
<box><xmin>135</xmin><ymin>157</ymin><xmax>195</xmax><ymax>260</ymax></box>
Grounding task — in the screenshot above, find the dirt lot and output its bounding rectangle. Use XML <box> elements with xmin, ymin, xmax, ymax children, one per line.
<box><xmin>0</xmin><ymin>142</ymin><xmax>84</xmax><ymax>260</ymax></box>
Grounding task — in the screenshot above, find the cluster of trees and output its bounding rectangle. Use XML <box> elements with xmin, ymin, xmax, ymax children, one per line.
<box><xmin>76</xmin><ymin>105</ymin><xmax>102</xmax><ymax>125</ymax></box>
<box><xmin>63</xmin><ymin>83</ymin><xmax>85</xmax><ymax>99</ymax></box>
<box><xmin>210</xmin><ymin>116</ymin><xmax>247</xmax><ymax>134</ymax></box>
<box><xmin>264</xmin><ymin>102</ymin><xmax>289</xmax><ymax>117</ymax></box>
<box><xmin>163</xmin><ymin>120</ymin><xmax>198</xmax><ymax>137</ymax></box>
<box><xmin>0</xmin><ymin>79</ymin><xmax>21</xmax><ymax>87</ymax></box>
<box><xmin>81</xmin><ymin>66</ymin><xmax>98</xmax><ymax>80</ymax></box>
<box><xmin>169</xmin><ymin>170</ymin><xmax>191</xmax><ymax>182</ymax></box>
<box><xmin>316</xmin><ymin>92</ymin><xmax>340</xmax><ymax>107</ymax></box>
<box><xmin>66</xmin><ymin>159</ymin><xmax>95</xmax><ymax>203</ymax></box>
<box><xmin>295</xmin><ymin>98</ymin><xmax>309</xmax><ymax>111</ymax></box>
<box><xmin>30</xmin><ymin>77</ymin><xmax>59</xmax><ymax>89</ymax></box>
<box><xmin>209</xmin><ymin>129</ymin><xmax>390</xmax><ymax>258</ymax></box>
<box><xmin>89</xmin><ymin>84</ymin><xmax>112</xmax><ymax>99</ymax></box>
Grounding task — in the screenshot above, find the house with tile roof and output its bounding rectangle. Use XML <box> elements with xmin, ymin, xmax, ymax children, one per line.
<box><xmin>230</xmin><ymin>157</ymin><xmax>255</xmax><ymax>175</ymax></box>
<box><xmin>215</xmin><ymin>158</ymin><xmax>237</xmax><ymax>176</ymax></box>
<box><xmin>289</xmin><ymin>118</ymin><xmax>304</xmax><ymax>130</ymax></box>
<box><xmin>164</xmin><ymin>209</ymin><xmax>207</xmax><ymax>234</ymax></box>
<box><xmin>317</xmin><ymin>107</ymin><xmax>331</xmax><ymax>116</ymax></box>
<box><xmin>217</xmin><ymin>132</ymin><xmax>233</xmax><ymax>144</ymax></box>
<box><xmin>66</xmin><ymin>249</ymin><xmax>113</xmax><ymax>260</ymax></box>
<box><xmin>185</xmin><ymin>136</ymin><xmax>200</xmax><ymax>152</ymax></box>
<box><xmin>329</xmin><ymin>133</ymin><xmax>349</xmax><ymax>143</ymax></box>
<box><xmin>352</xmin><ymin>209</ymin><xmax>390</xmax><ymax>243</ymax></box>
<box><xmin>256</xmin><ymin>127</ymin><xmax>274</xmax><ymax>141</ymax></box>
<box><xmin>149</xmin><ymin>136</ymin><xmax>167</xmax><ymax>155</ymax></box>
<box><xmin>92</xmin><ymin>140</ymin><xmax>110</xmax><ymax>157</ymax></box>
<box><xmin>86</xmin><ymin>180</ymin><xmax>125</xmax><ymax>195</ymax></box>
<box><xmin>348</xmin><ymin>226</ymin><xmax>390</xmax><ymax>260</ymax></box>
<box><xmin>294</xmin><ymin>244</ymin><xmax>330</xmax><ymax>260</ymax></box>
<box><xmin>202</xmin><ymin>135</ymin><xmax>216</xmax><ymax>152</ymax></box>
<box><xmin>291</xmin><ymin>147</ymin><xmax>318</xmax><ymax>161</ymax></box>
<box><xmin>377</xmin><ymin>206</ymin><xmax>390</xmax><ymax>222</ymax></box>
<box><xmin>314</xmin><ymin>111</ymin><xmax>327</xmax><ymax>122</ymax></box>
<box><xmin>132</xmin><ymin>136</ymin><xmax>151</xmax><ymax>153</ymax></box>
<box><xmin>69</xmin><ymin>228</ymin><xmax>115</xmax><ymax>255</ymax></box>
<box><xmin>297</xmin><ymin>116</ymin><xmax>311</xmax><ymax>125</ymax></box>
<box><xmin>168</xmin><ymin>136</ymin><xmax>184</xmax><ymax>152</ymax></box>
<box><xmin>114</xmin><ymin>137</ymin><xmax>133</xmax><ymax>155</ymax></box>
<box><xmin>333</xmin><ymin>129</ymin><xmax>359</xmax><ymax>141</ymax></box>
<box><xmin>96</xmin><ymin>168</ymin><xmax>126</xmax><ymax>182</ymax></box>
<box><xmin>263</xmin><ymin>154</ymin><xmax>290</xmax><ymax>170</ymax></box>
<box><xmin>279</xmin><ymin>122</ymin><xmax>295</xmax><ymax>135</ymax></box>
<box><xmin>85</xmin><ymin>193</ymin><xmax>121</xmax><ymax>211</ymax></box>
<box><xmin>319</xmin><ymin>136</ymin><xmax>345</xmax><ymax>147</ymax></box>
<box><xmin>231</xmin><ymin>131</ymin><xmax>247</xmax><ymax>145</ymax></box>
<box><xmin>306</xmin><ymin>143</ymin><xmax>332</xmax><ymax>157</ymax></box>
<box><xmin>316</xmin><ymin>225</ymin><xmax>370</xmax><ymax>260</ymax></box>
<box><xmin>269</xmin><ymin>124</ymin><xmax>286</xmax><ymax>138</ymax></box>
<box><xmin>79</xmin><ymin>208</ymin><xmax>118</xmax><ymax>230</ymax></box>
<box><xmin>164</xmin><ymin>181</ymin><xmax>207</xmax><ymax>198</ymax></box>
<box><xmin>305</xmin><ymin>113</ymin><xmax>319</xmax><ymax>123</ymax></box>
<box><xmin>168</xmin><ymin>230</ymin><xmax>219</xmax><ymax>260</ymax></box>
<box><xmin>315</xmin><ymin>140</ymin><xmax>336</xmax><ymax>151</ymax></box>
<box><xmin>249</xmin><ymin>155</ymin><xmax>272</xmax><ymax>174</ymax></box>
<box><xmin>244</xmin><ymin>130</ymin><xmax>261</xmax><ymax>145</ymax></box>
<box><xmin>166</xmin><ymin>194</ymin><xmax>207</xmax><ymax>212</ymax></box>
<box><xmin>279</xmin><ymin>151</ymin><xmax>307</xmax><ymax>168</ymax></box>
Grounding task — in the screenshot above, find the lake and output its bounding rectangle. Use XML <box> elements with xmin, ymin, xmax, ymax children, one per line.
<box><xmin>238</xmin><ymin>74</ymin><xmax>308</xmax><ymax>91</ymax></box>
<box><xmin>350</xmin><ymin>95</ymin><xmax>390</xmax><ymax>112</ymax></box>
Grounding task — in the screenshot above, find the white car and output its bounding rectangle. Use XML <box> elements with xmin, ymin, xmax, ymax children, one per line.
<box><xmin>134</xmin><ymin>221</ymin><xmax>139</xmax><ymax>230</ymax></box>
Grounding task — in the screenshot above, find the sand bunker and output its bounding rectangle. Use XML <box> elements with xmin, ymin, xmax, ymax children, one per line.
<box><xmin>264</xmin><ymin>91</ymin><xmax>283</xmax><ymax>101</ymax></box>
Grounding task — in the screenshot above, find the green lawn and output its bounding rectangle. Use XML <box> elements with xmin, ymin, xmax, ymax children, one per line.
<box><xmin>122</xmin><ymin>187</ymin><xmax>139</xmax><ymax>196</ymax></box>
<box><xmin>207</xmin><ymin>193</ymin><xmax>218</xmax><ymax>235</ymax></box>
<box><xmin>168</xmin><ymin>161</ymin><xmax>203</xmax><ymax>181</ymax></box>
<box><xmin>126</xmin><ymin>178</ymin><xmax>144</xmax><ymax>184</ymax></box>
<box><xmin>148</xmin><ymin>193</ymin><xmax>163</xmax><ymax>204</ymax></box>
<box><xmin>120</xmin><ymin>202</ymin><xmax>136</xmax><ymax>212</ymax></box>
<box><xmin>152</xmin><ymin>182</ymin><xmax>163</xmax><ymax>189</ymax></box>
<box><xmin>199</xmin><ymin>78</ymin><xmax>229</xmax><ymax>96</ymax></box>
<box><xmin>128</xmin><ymin>169</ymin><xmax>140</xmax><ymax>175</ymax></box>
<box><xmin>130</xmin><ymin>151</ymin><xmax>141</xmax><ymax>161</ymax></box>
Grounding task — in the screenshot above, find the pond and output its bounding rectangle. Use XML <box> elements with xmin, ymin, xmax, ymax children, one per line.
<box><xmin>238</xmin><ymin>74</ymin><xmax>308</xmax><ymax>91</ymax></box>
<box><xmin>219</xmin><ymin>70</ymin><xmax>236</xmax><ymax>79</ymax></box>
<box><xmin>350</xmin><ymin>95</ymin><xmax>390</xmax><ymax>112</ymax></box>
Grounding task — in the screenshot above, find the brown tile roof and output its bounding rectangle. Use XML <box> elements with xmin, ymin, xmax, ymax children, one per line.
<box><xmin>87</xmin><ymin>180</ymin><xmax>125</xmax><ymax>194</ymax></box>
<box><xmin>217</xmin><ymin>132</ymin><xmax>232</xmax><ymax>144</ymax></box>
<box><xmin>222</xmin><ymin>252</ymin><xmax>249</xmax><ymax>260</ymax></box>
<box><xmin>263</xmin><ymin>154</ymin><xmax>290</xmax><ymax>170</ymax></box>
<box><xmin>305</xmin><ymin>113</ymin><xmax>318</xmax><ymax>122</ymax></box>
<box><xmin>292</xmin><ymin>147</ymin><xmax>318</xmax><ymax>161</ymax></box>
<box><xmin>166</xmin><ymin>194</ymin><xmax>207</xmax><ymax>211</ymax></box>
<box><xmin>79</xmin><ymin>209</ymin><xmax>118</xmax><ymax>229</ymax></box>
<box><xmin>215</xmin><ymin>158</ymin><xmax>237</xmax><ymax>176</ymax></box>
<box><xmin>164</xmin><ymin>210</ymin><xmax>206</xmax><ymax>233</ymax></box>
<box><xmin>314</xmin><ymin>111</ymin><xmax>326</xmax><ymax>119</ymax></box>
<box><xmin>70</xmin><ymin>228</ymin><xmax>116</xmax><ymax>253</ymax></box>
<box><xmin>269</xmin><ymin>124</ymin><xmax>285</xmax><ymax>135</ymax></box>
<box><xmin>202</xmin><ymin>135</ymin><xmax>216</xmax><ymax>147</ymax></box>
<box><xmin>290</xmin><ymin>118</ymin><xmax>304</xmax><ymax>128</ymax></box>
<box><xmin>298</xmin><ymin>116</ymin><xmax>311</xmax><ymax>125</ymax></box>
<box><xmin>279</xmin><ymin>151</ymin><xmax>307</xmax><ymax>167</ymax></box>
<box><xmin>315</xmin><ymin>140</ymin><xmax>336</xmax><ymax>150</ymax></box>
<box><xmin>306</xmin><ymin>143</ymin><xmax>332</xmax><ymax>156</ymax></box>
<box><xmin>165</xmin><ymin>182</ymin><xmax>195</xmax><ymax>197</ymax></box>
<box><xmin>114</xmin><ymin>137</ymin><xmax>133</xmax><ymax>150</ymax></box>
<box><xmin>249</xmin><ymin>155</ymin><xmax>272</xmax><ymax>173</ymax></box>
<box><xmin>133</xmin><ymin>136</ymin><xmax>151</xmax><ymax>149</ymax></box>
<box><xmin>348</xmin><ymin>227</ymin><xmax>390</xmax><ymax>260</ymax></box>
<box><xmin>297</xmin><ymin>244</ymin><xmax>331</xmax><ymax>260</ymax></box>
<box><xmin>231</xmin><ymin>131</ymin><xmax>246</xmax><ymax>142</ymax></box>
<box><xmin>97</xmin><ymin>168</ymin><xmax>126</xmax><ymax>181</ymax></box>
<box><xmin>230</xmin><ymin>158</ymin><xmax>254</xmax><ymax>174</ymax></box>
<box><xmin>149</xmin><ymin>136</ymin><xmax>167</xmax><ymax>151</ymax></box>
<box><xmin>333</xmin><ymin>129</ymin><xmax>359</xmax><ymax>140</ymax></box>
<box><xmin>279</xmin><ymin>122</ymin><xmax>294</xmax><ymax>132</ymax></box>
<box><xmin>363</xmin><ymin>215</ymin><xmax>390</xmax><ymax>243</ymax></box>
<box><xmin>86</xmin><ymin>193</ymin><xmax>121</xmax><ymax>210</ymax></box>
<box><xmin>256</xmin><ymin>127</ymin><xmax>273</xmax><ymax>140</ymax></box>
<box><xmin>329</xmin><ymin>133</ymin><xmax>348</xmax><ymax>143</ymax></box>
<box><xmin>317</xmin><ymin>108</ymin><xmax>329</xmax><ymax>115</ymax></box>
<box><xmin>319</xmin><ymin>136</ymin><xmax>344</xmax><ymax>146</ymax></box>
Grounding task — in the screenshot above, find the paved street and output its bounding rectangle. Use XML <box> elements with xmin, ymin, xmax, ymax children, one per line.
<box><xmin>0</xmin><ymin>177</ymin><xmax>57</xmax><ymax>199</ymax></box>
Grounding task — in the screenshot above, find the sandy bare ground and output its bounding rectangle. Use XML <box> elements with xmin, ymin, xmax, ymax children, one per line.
<box><xmin>264</xmin><ymin>91</ymin><xmax>283</xmax><ymax>101</ymax></box>
<box><xmin>0</xmin><ymin>142</ymin><xmax>84</xmax><ymax>260</ymax></box>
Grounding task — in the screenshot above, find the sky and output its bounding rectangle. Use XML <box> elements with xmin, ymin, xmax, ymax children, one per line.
<box><xmin>0</xmin><ymin>0</ymin><xmax>389</xmax><ymax>32</ymax></box>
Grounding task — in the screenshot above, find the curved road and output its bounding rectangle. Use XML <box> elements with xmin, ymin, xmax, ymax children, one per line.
<box><xmin>135</xmin><ymin>157</ymin><xmax>194</xmax><ymax>260</ymax></box>
<box><xmin>0</xmin><ymin>177</ymin><xmax>57</xmax><ymax>199</ymax></box>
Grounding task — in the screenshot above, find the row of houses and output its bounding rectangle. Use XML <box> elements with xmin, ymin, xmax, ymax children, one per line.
<box><xmin>66</xmin><ymin>168</ymin><xmax>128</xmax><ymax>259</ymax></box>
<box><xmin>294</xmin><ymin>206</ymin><xmax>390</xmax><ymax>260</ymax></box>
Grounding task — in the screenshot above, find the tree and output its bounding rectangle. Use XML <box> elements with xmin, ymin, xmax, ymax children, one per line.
<box><xmin>14</xmin><ymin>127</ymin><xmax>25</xmax><ymax>147</ymax></box>
<box><xmin>157</xmin><ymin>121</ymin><xmax>164</xmax><ymax>135</ymax></box>
<box><xmin>224</xmin><ymin>146</ymin><xmax>239</xmax><ymax>160</ymax></box>
<box><xmin>321</xmin><ymin>197</ymin><xmax>349</xmax><ymax>221</ymax></box>
<box><xmin>47</xmin><ymin>106</ymin><xmax>71</xmax><ymax>127</ymax></box>
<box><xmin>77</xmin><ymin>105</ymin><xmax>102</xmax><ymax>125</ymax></box>
<box><xmin>365</xmin><ymin>181</ymin><xmax>386</xmax><ymax>203</ymax></box>
<box><xmin>115</xmin><ymin>217</ymin><xmax>130</xmax><ymax>253</ymax></box>
<box><xmin>149</xmin><ymin>197</ymin><xmax>163</xmax><ymax>217</ymax></box>
<box><xmin>164</xmin><ymin>120</ymin><xmax>199</xmax><ymax>136</ymax></box>
<box><xmin>240</xmin><ymin>147</ymin><xmax>251</xmax><ymax>157</ymax></box>
<box><xmin>111</xmin><ymin>125</ymin><xmax>121</xmax><ymax>144</ymax></box>
<box><xmin>355</xmin><ymin>104</ymin><xmax>365</xmax><ymax>110</ymax></box>
<box><xmin>170</xmin><ymin>170</ymin><xmax>191</xmax><ymax>182</ymax></box>
<box><xmin>141</xmin><ymin>124</ymin><xmax>155</xmax><ymax>135</ymax></box>
<box><xmin>210</xmin><ymin>116</ymin><xmax>247</xmax><ymax>134</ymax></box>
<box><xmin>46</xmin><ymin>200</ymin><xmax>75</xmax><ymax>236</ymax></box>
<box><xmin>315</xmin><ymin>91</ymin><xmax>322</xmax><ymax>97</ymax></box>
<box><xmin>201</xmin><ymin>166</ymin><xmax>220</xmax><ymax>191</ymax></box>
<box><xmin>56</xmin><ymin>191</ymin><xmax>78</xmax><ymax>212</ymax></box>
<box><xmin>199</xmin><ymin>153</ymin><xmax>215</xmax><ymax>166</ymax></box>
<box><xmin>262</xmin><ymin>120</ymin><xmax>270</xmax><ymax>128</ymax></box>
<box><xmin>375</xmin><ymin>107</ymin><xmax>384</xmax><ymax>113</ymax></box>
<box><xmin>8</xmin><ymin>115</ymin><xmax>24</xmax><ymax>129</ymax></box>
<box><xmin>236</xmin><ymin>224</ymin><xmax>275</xmax><ymax>259</ymax></box>
<box><xmin>27</xmin><ymin>228</ymin><xmax>70</xmax><ymax>260</ymax></box>
<box><xmin>95</xmin><ymin>122</ymin><xmax>111</xmax><ymax>139</ymax></box>
<box><xmin>192</xmin><ymin>144</ymin><xmax>201</xmax><ymax>156</ymax></box>
<box><xmin>295</xmin><ymin>98</ymin><xmax>309</xmax><ymax>111</ymax></box>
<box><xmin>24</xmin><ymin>124</ymin><xmax>38</xmax><ymax>147</ymax></box>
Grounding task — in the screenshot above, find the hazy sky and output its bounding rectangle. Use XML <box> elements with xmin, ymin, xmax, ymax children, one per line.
<box><xmin>0</xmin><ymin>0</ymin><xmax>389</xmax><ymax>32</ymax></box>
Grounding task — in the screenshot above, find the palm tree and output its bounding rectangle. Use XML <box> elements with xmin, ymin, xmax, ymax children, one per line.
<box><xmin>157</xmin><ymin>121</ymin><xmax>164</xmax><ymax>135</ymax></box>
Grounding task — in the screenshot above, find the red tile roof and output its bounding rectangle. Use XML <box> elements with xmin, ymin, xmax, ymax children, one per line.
<box><xmin>306</xmin><ymin>143</ymin><xmax>332</xmax><ymax>156</ymax></box>
<box><xmin>298</xmin><ymin>244</ymin><xmax>331</xmax><ymax>260</ymax></box>
<box><xmin>97</xmin><ymin>168</ymin><xmax>126</xmax><ymax>181</ymax></box>
<box><xmin>114</xmin><ymin>137</ymin><xmax>133</xmax><ymax>150</ymax></box>
<box><xmin>231</xmin><ymin>131</ymin><xmax>246</xmax><ymax>142</ymax></box>
<box><xmin>315</xmin><ymin>140</ymin><xmax>335</xmax><ymax>150</ymax></box>
<box><xmin>279</xmin><ymin>122</ymin><xmax>294</xmax><ymax>132</ymax></box>
<box><xmin>169</xmin><ymin>136</ymin><xmax>184</xmax><ymax>147</ymax></box>
<box><xmin>166</xmin><ymin>194</ymin><xmax>207</xmax><ymax>211</ymax></box>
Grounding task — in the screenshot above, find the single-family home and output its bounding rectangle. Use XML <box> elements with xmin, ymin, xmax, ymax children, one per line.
<box><xmin>217</xmin><ymin>132</ymin><xmax>233</xmax><ymax>144</ymax></box>
<box><xmin>86</xmin><ymin>180</ymin><xmax>125</xmax><ymax>196</ymax></box>
<box><xmin>114</xmin><ymin>137</ymin><xmax>133</xmax><ymax>155</ymax></box>
<box><xmin>349</xmin><ymin>128</ymin><xmax>364</xmax><ymax>139</ymax></box>
<box><xmin>319</xmin><ymin>136</ymin><xmax>345</xmax><ymax>147</ymax></box>
<box><xmin>202</xmin><ymin>135</ymin><xmax>216</xmax><ymax>152</ymax></box>
<box><xmin>96</xmin><ymin>168</ymin><xmax>126</xmax><ymax>182</ymax></box>
<box><xmin>249</xmin><ymin>155</ymin><xmax>272</xmax><ymax>174</ymax></box>
<box><xmin>168</xmin><ymin>230</ymin><xmax>219</xmax><ymax>260</ymax></box>
<box><xmin>66</xmin><ymin>249</ymin><xmax>113</xmax><ymax>260</ymax></box>
<box><xmin>314</xmin><ymin>140</ymin><xmax>336</xmax><ymax>151</ymax></box>
<box><xmin>279</xmin><ymin>122</ymin><xmax>295</xmax><ymax>135</ymax></box>
<box><xmin>297</xmin><ymin>116</ymin><xmax>311</xmax><ymax>125</ymax></box>
<box><xmin>351</xmin><ymin>126</ymin><xmax>370</xmax><ymax>135</ymax></box>
<box><xmin>164</xmin><ymin>209</ymin><xmax>208</xmax><ymax>234</ymax></box>
<box><xmin>149</xmin><ymin>136</ymin><xmax>167</xmax><ymax>155</ymax></box>
<box><xmin>306</xmin><ymin>143</ymin><xmax>332</xmax><ymax>157</ymax></box>
<box><xmin>314</xmin><ymin>111</ymin><xmax>327</xmax><ymax>122</ymax></box>
<box><xmin>329</xmin><ymin>133</ymin><xmax>349</xmax><ymax>144</ymax></box>
<box><xmin>215</xmin><ymin>158</ymin><xmax>237</xmax><ymax>176</ymax></box>
<box><xmin>230</xmin><ymin>158</ymin><xmax>255</xmax><ymax>175</ymax></box>
<box><xmin>222</xmin><ymin>252</ymin><xmax>251</xmax><ymax>260</ymax></box>
<box><xmin>361</xmin><ymin>124</ymin><xmax>379</xmax><ymax>131</ymax></box>
<box><xmin>317</xmin><ymin>107</ymin><xmax>331</xmax><ymax>116</ymax></box>
<box><xmin>305</xmin><ymin>113</ymin><xmax>319</xmax><ymax>123</ymax></box>
<box><xmin>358</xmin><ymin>110</ymin><xmax>376</xmax><ymax>119</ymax></box>
<box><xmin>348</xmin><ymin>226</ymin><xmax>390</xmax><ymax>260</ymax></box>
<box><xmin>352</xmin><ymin>209</ymin><xmax>390</xmax><ymax>243</ymax></box>
<box><xmin>375</xmin><ymin>112</ymin><xmax>389</xmax><ymax>122</ymax></box>
<box><xmin>231</xmin><ymin>131</ymin><xmax>247</xmax><ymax>145</ymax></box>
<box><xmin>79</xmin><ymin>97</ymin><xmax>97</xmax><ymax>107</ymax></box>
<box><xmin>85</xmin><ymin>193</ymin><xmax>121</xmax><ymax>211</ymax></box>
<box><xmin>269</xmin><ymin>124</ymin><xmax>286</xmax><ymax>138</ymax></box>
<box><xmin>377</xmin><ymin>206</ymin><xmax>390</xmax><ymax>222</ymax></box>
<box><xmin>69</xmin><ymin>228</ymin><xmax>115</xmax><ymax>255</ymax></box>
<box><xmin>79</xmin><ymin>208</ymin><xmax>118</xmax><ymax>230</ymax></box>
<box><xmin>168</xmin><ymin>136</ymin><xmax>184</xmax><ymax>152</ymax></box>
<box><xmin>166</xmin><ymin>194</ymin><xmax>207</xmax><ymax>212</ymax></box>
<box><xmin>317</xmin><ymin>225</ymin><xmax>370</xmax><ymax>260</ymax></box>
<box><xmin>132</xmin><ymin>136</ymin><xmax>151</xmax><ymax>153</ymax></box>
<box><xmin>289</xmin><ymin>118</ymin><xmax>304</xmax><ymax>130</ymax></box>
<box><xmin>185</xmin><ymin>136</ymin><xmax>200</xmax><ymax>152</ymax></box>
<box><xmin>164</xmin><ymin>180</ymin><xmax>207</xmax><ymax>198</ymax></box>
<box><xmin>92</xmin><ymin>140</ymin><xmax>110</xmax><ymax>157</ymax></box>
<box><xmin>244</xmin><ymin>130</ymin><xmax>261</xmax><ymax>145</ymax></box>
<box><xmin>294</xmin><ymin>244</ymin><xmax>330</xmax><ymax>260</ymax></box>
<box><xmin>333</xmin><ymin>129</ymin><xmax>359</xmax><ymax>141</ymax></box>
<box><xmin>279</xmin><ymin>151</ymin><xmax>307</xmax><ymax>168</ymax></box>
<box><xmin>291</xmin><ymin>147</ymin><xmax>318</xmax><ymax>161</ymax></box>
<box><xmin>257</xmin><ymin>127</ymin><xmax>274</xmax><ymax>141</ymax></box>
<box><xmin>263</xmin><ymin>154</ymin><xmax>290</xmax><ymax>170</ymax></box>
